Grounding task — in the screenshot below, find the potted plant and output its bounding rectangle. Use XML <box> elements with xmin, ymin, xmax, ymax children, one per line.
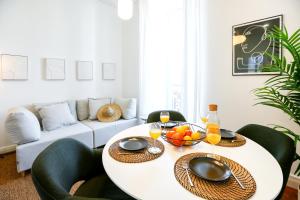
<box><xmin>254</xmin><ymin>26</ymin><xmax>300</xmax><ymax>176</ymax></box>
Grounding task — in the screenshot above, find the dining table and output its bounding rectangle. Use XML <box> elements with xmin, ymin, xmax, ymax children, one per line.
<box><xmin>102</xmin><ymin>123</ymin><xmax>283</xmax><ymax>200</ymax></box>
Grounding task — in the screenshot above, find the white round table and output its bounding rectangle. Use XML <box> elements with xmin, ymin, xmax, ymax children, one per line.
<box><xmin>102</xmin><ymin>124</ymin><xmax>283</xmax><ymax>200</ymax></box>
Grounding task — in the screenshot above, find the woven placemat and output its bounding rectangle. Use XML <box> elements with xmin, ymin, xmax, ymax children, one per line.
<box><xmin>204</xmin><ymin>133</ymin><xmax>246</xmax><ymax>147</ymax></box>
<box><xmin>174</xmin><ymin>153</ymin><xmax>256</xmax><ymax>200</ymax></box>
<box><xmin>109</xmin><ymin>136</ymin><xmax>164</xmax><ymax>163</ymax></box>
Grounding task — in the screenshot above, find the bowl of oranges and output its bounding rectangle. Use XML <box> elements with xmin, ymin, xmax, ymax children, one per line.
<box><xmin>161</xmin><ymin>122</ymin><xmax>206</xmax><ymax>146</ymax></box>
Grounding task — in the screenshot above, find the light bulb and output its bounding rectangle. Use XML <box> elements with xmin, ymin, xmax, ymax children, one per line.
<box><xmin>117</xmin><ymin>0</ymin><xmax>133</xmax><ymax>20</ymax></box>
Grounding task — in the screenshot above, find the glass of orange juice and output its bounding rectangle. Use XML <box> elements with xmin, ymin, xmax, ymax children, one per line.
<box><xmin>148</xmin><ymin>123</ymin><xmax>162</xmax><ymax>154</ymax></box>
<box><xmin>206</xmin><ymin>122</ymin><xmax>221</xmax><ymax>159</ymax></box>
<box><xmin>160</xmin><ymin>111</ymin><xmax>170</xmax><ymax>132</ymax></box>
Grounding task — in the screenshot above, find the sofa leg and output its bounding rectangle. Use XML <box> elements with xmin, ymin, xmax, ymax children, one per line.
<box><xmin>20</xmin><ymin>171</ymin><xmax>26</xmax><ymax>177</ymax></box>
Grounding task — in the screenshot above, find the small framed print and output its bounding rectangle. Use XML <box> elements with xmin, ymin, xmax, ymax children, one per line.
<box><xmin>232</xmin><ymin>15</ymin><xmax>283</xmax><ymax>75</ymax></box>
<box><xmin>102</xmin><ymin>63</ymin><xmax>116</xmax><ymax>80</ymax></box>
<box><xmin>77</xmin><ymin>61</ymin><xmax>93</xmax><ymax>80</ymax></box>
<box><xmin>45</xmin><ymin>58</ymin><xmax>65</xmax><ymax>80</ymax></box>
<box><xmin>1</xmin><ymin>54</ymin><xmax>28</xmax><ymax>80</ymax></box>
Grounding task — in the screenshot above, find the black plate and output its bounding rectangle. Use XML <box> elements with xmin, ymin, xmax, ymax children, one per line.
<box><xmin>159</xmin><ymin>121</ymin><xmax>178</xmax><ymax>128</ymax></box>
<box><xmin>119</xmin><ymin>137</ymin><xmax>148</xmax><ymax>151</ymax></box>
<box><xmin>189</xmin><ymin>157</ymin><xmax>232</xmax><ymax>182</ymax></box>
<box><xmin>221</xmin><ymin>129</ymin><xmax>236</xmax><ymax>139</ymax></box>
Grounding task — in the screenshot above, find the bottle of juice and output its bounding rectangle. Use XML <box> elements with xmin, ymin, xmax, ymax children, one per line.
<box><xmin>206</xmin><ymin>104</ymin><xmax>221</xmax><ymax>145</ymax></box>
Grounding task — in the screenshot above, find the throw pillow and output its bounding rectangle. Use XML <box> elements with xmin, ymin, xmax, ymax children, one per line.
<box><xmin>33</xmin><ymin>100</ymin><xmax>78</xmax><ymax>124</ymax></box>
<box><xmin>5</xmin><ymin>107</ymin><xmax>41</xmax><ymax>144</ymax></box>
<box><xmin>39</xmin><ymin>102</ymin><xmax>77</xmax><ymax>131</ymax></box>
<box><xmin>76</xmin><ymin>99</ymin><xmax>89</xmax><ymax>121</ymax></box>
<box><xmin>114</xmin><ymin>98</ymin><xmax>137</xmax><ymax>119</ymax></box>
<box><xmin>88</xmin><ymin>98</ymin><xmax>111</xmax><ymax>120</ymax></box>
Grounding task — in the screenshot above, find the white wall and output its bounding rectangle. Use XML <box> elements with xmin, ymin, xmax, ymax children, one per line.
<box><xmin>200</xmin><ymin>0</ymin><xmax>300</xmax><ymax>132</ymax></box>
<box><xmin>201</xmin><ymin>0</ymin><xmax>300</xmax><ymax>182</ymax></box>
<box><xmin>0</xmin><ymin>0</ymin><xmax>122</xmax><ymax>149</ymax></box>
<box><xmin>122</xmin><ymin>3</ymin><xmax>139</xmax><ymax>99</ymax></box>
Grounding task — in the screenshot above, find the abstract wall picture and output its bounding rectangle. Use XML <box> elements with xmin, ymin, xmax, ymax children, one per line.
<box><xmin>77</xmin><ymin>61</ymin><xmax>93</xmax><ymax>80</ymax></box>
<box><xmin>45</xmin><ymin>58</ymin><xmax>65</xmax><ymax>80</ymax></box>
<box><xmin>0</xmin><ymin>54</ymin><xmax>28</xmax><ymax>80</ymax></box>
<box><xmin>232</xmin><ymin>15</ymin><xmax>283</xmax><ymax>75</ymax></box>
<box><xmin>102</xmin><ymin>63</ymin><xmax>116</xmax><ymax>80</ymax></box>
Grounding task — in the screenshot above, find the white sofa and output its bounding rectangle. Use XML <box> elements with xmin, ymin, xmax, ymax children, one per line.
<box><xmin>11</xmin><ymin>99</ymin><xmax>140</xmax><ymax>173</ymax></box>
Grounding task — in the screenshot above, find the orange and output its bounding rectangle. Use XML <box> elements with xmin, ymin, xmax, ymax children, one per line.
<box><xmin>166</xmin><ymin>131</ymin><xmax>175</xmax><ymax>138</ymax></box>
<box><xmin>183</xmin><ymin>135</ymin><xmax>192</xmax><ymax>145</ymax></box>
<box><xmin>184</xmin><ymin>130</ymin><xmax>192</xmax><ymax>136</ymax></box>
<box><xmin>172</xmin><ymin>132</ymin><xmax>184</xmax><ymax>146</ymax></box>
<box><xmin>191</xmin><ymin>131</ymin><xmax>201</xmax><ymax>140</ymax></box>
<box><xmin>176</xmin><ymin>126</ymin><xmax>186</xmax><ymax>134</ymax></box>
<box><xmin>182</xmin><ymin>124</ymin><xmax>190</xmax><ymax>130</ymax></box>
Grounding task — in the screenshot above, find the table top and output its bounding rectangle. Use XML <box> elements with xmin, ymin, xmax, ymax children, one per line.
<box><xmin>102</xmin><ymin>123</ymin><xmax>283</xmax><ymax>200</ymax></box>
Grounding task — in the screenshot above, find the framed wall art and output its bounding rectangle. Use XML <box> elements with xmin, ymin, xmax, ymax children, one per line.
<box><xmin>102</xmin><ymin>63</ymin><xmax>116</xmax><ymax>80</ymax></box>
<box><xmin>0</xmin><ymin>54</ymin><xmax>28</xmax><ymax>80</ymax></box>
<box><xmin>232</xmin><ymin>15</ymin><xmax>283</xmax><ymax>75</ymax></box>
<box><xmin>77</xmin><ymin>61</ymin><xmax>93</xmax><ymax>80</ymax></box>
<box><xmin>45</xmin><ymin>58</ymin><xmax>65</xmax><ymax>80</ymax></box>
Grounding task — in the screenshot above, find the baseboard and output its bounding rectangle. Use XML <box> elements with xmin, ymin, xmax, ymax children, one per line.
<box><xmin>287</xmin><ymin>174</ymin><xmax>300</xmax><ymax>189</ymax></box>
<box><xmin>0</xmin><ymin>144</ymin><xmax>16</xmax><ymax>154</ymax></box>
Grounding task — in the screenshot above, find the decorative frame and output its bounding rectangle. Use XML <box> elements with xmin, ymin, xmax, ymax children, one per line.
<box><xmin>76</xmin><ymin>61</ymin><xmax>93</xmax><ymax>80</ymax></box>
<box><xmin>232</xmin><ymin>15</ymin><xmax>283</xmax><ymax>75</ymax></box>
<box><xmin>102</xmin><ymin>63</ymin><xmax>116</xmax><ymax>80</ymax></box>
<box><xmin>0</xmin><ymin>54</ymin><xmax>28</xmax><ymax>80</ymax></box>
<box><xmin>45</xmin><ymin>58</ymin><xmax>65</xmax><ymax>80</ymax></box>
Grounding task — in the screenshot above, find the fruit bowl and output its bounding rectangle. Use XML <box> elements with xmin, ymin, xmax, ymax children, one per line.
<box><xmin>160</xmin><ymin>122</ymin><xmax>206</xmax><ymax>146</ymax></box>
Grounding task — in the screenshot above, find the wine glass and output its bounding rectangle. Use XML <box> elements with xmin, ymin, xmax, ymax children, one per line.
<box><xmin>160</xmin><ymin>111</ymin><xmax>170</xmax><ymax>132</ymax></box>
<box><xmin>148</xmin><ymin>123</ymin><xmax>162</xmax><ymax>154</ymax></box>
<box><xmin>206</xmin><ymin>123</ymin><xmax>221</xmax><ymax>159</ymax></box>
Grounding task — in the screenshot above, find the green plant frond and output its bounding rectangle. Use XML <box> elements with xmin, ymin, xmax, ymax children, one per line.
<box><xmin>255</xmin><ymin>88</ymin><xmax>300</xmax><ymax>125</ymax></box>
<box><xmin>265</xmin><ymin>75</ymin><xmax>289</xmax><ymax>86</ymax></box>
<box><xmin>271</xmin><ymin>26</ymin><xmax>300</xmax><ymax>63</ymax></box>
<box><xmin>289</xmin><ymin>28</ymin><xmax>300</xmax><ymax>46</ymax></box>
<box><xmin>256</xmin><ymin>27</ymin><xmax>300</xmax><ymax>176</ymax></box>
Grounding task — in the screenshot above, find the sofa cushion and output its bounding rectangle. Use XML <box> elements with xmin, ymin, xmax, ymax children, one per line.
<box><xmin>82</xmin><ymin>119</ymin><xmax>139</xmax><ymax>147</ymax></box>
<box><xmin>5</xmin><ymin>107</ymin><xmax>41</xmax><ymax>145</ymax></box>
<box><xmin>16</xmin><ymin>123</ymin><xmax>93</xmax><ymax>172</ymax></box>
<box><xmin>39</xmin><ymin>103</ymin><xmax>77</xmax><ymax>131</ymax></box>
<box><xmin>114</xmin><ymin>98</ymin><xmax>137</xmax><ymax>119</ymax></box>
<box><xmin>88</xmin><ymin>98</ymin><xmax>111</xmax><ymax>120</ymax></box>
<box><xmin>76</xmin><ymin>99</ymin><xmax>89</xmax><ymax>121</ymax></box>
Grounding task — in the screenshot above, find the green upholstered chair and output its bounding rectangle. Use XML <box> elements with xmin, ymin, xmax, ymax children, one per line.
<box><xmin>146</xmin><ymin>110</ymin><xmax>186</xmax><ymax>123</ymax></box>
<box><xmin>237</xmin><ymin>124</ymin><xmax>295</xmax><ymax>200</ymax></box>
<box><xmin>31</xmin><ymin>138</ymin><xmax>134</xmax><ymax>200</ymax></box>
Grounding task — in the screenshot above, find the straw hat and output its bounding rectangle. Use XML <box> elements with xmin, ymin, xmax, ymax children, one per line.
<box><xmin>97</xmin><ymin>104</ymin><xmax>122</xmax><ymax>122</ymax></box>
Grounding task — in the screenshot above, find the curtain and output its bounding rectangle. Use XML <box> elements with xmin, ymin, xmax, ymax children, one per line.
<box><xmin>139</xmin><ymin>0</ymin><xmax>202</xmax><ymax>122</ymax></box>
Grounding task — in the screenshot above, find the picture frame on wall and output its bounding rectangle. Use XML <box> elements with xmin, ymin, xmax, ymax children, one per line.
<box><xmin>0</xmin><ymin>54</ymin><xmax>28</xmax><ymax>80</ymax></box>
<box><xmin>232</xmin><ymin>15</ymin><xmax>283</xmax><ymax>75</ymax></box>
<box><xmin>45</xmin><ymin>58</ymin><xmax>65</xmax><ymax>80</ymax></box>
<box><xmin>76</xmin><ymin>61</ymin><xmax>93</xmax><ymax>80</ymax></box>
<box><xmin>102</xmin><ymin>63</ymin><xmax>116</xmax><ymax>80</ymax></box>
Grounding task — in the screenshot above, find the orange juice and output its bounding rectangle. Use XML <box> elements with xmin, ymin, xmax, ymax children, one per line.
<box><xmin>149</xmin><ymin>129</ymin><xmax>162</xmax><ymax>139</ymax></box>
<box><xmin>206</xmin><ymin>123</ymin><xmax>221</xmax><ymax>145</ymax></box>
<box><xmin>206</xmin><ymin>133</ymin><xmax>221</xmax><ymax>145</ymax></box>
<box><xmin>160</xmin><ymin>115</ymin><xmax>170</xmax><ymax>123</ymax></box>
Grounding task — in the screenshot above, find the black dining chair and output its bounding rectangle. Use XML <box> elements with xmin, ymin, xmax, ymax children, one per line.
<box><xmin>237</xmin><ymin>124</ymin><xmax>295</xmax><ymax>200</ymax></box>
<box><xmin>146</xmin><ymin>110</ymin><xmax>186</xmax><ymax>123</ymax></box>
<box><xmin>31</xmin><ymin>138</ymin><xmax>134</xmax><ymax>200</ymax></box>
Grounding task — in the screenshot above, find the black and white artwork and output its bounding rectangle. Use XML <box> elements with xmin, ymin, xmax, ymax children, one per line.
<box><xmin>232</xmin><ymin>15</ymin><xmax>283</xmax><ymax>75</ymax></box>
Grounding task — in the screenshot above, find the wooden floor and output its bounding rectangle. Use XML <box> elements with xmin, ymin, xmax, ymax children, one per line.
<box><xmin>0</xmin><ymin>152</ymin><xmax>298</xmax><ymax>200</ymax></box>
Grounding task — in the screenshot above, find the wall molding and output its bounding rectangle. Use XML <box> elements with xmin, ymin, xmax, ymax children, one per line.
<box><xmin>0</xmin><ymin>144</ymin><xmax>16</xmax><ymax>154</ymax></box>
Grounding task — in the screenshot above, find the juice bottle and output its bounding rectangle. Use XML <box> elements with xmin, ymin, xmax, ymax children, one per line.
<box><xmin>206</xmin><ymin>104</ymin><xmax>221</xmax><ymax>145</ymax></box>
